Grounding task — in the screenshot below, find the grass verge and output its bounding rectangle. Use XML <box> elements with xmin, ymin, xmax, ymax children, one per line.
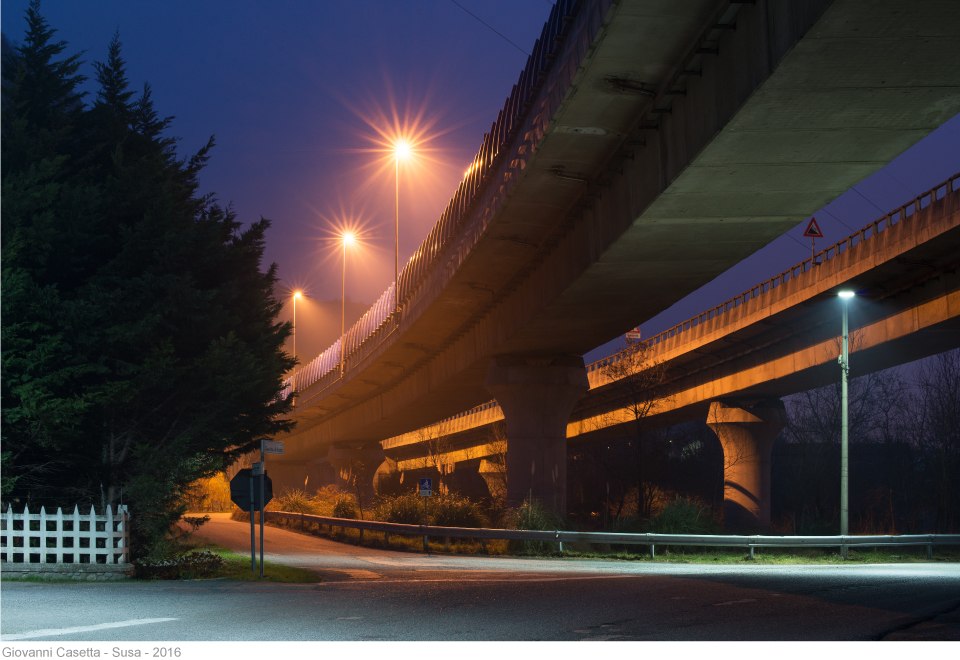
<box><xmin>181</xmin><ymin>541</ymin><xmax>322</xmax><ymax>583</ymax></box>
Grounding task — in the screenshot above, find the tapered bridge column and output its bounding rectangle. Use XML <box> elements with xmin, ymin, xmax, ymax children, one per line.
<box><xmin>327</xmin><ymin>442</ymin><xmax>386</xmax><ymax>503</ymax></box>
<box><xmin>707</xmin><ymin>400</ymin><xmax>787</xmax><ymax>531</ymax></box>
<box><xmin>485</xmin><ymin>356</ymin><xmax>589</xmax><ymax>513</ymax></box>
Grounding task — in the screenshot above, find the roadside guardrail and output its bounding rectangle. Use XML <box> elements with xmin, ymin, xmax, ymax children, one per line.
<box><xmin>265</xmin><ymin>510</ymin><xmax>960</xmax><ymax>559</ymax></box>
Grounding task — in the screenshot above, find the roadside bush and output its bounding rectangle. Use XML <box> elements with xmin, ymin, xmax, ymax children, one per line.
<box><xmin>430</xmin><ymin>494</ymin><xmax>487</xmax><ymax>529</ymax></box>
<box><xmin>332</xmin><ymin>494</ymin><xmax>359</xmax><ymax>519</ymax></box>
<box><xmin>508</xmin><ymin>499</ymin><xmax>565</xmax><ymax>555</ymax></box>
<box><xmin>274</xmin><ymin>489</ymin><xmax>319</xmax><ymax>515</ymax></box>
<box><xmin>646</xmin><ymin>497</ymin><xmax>720</xmax><ymax>535</ymax></box>
<box><xmin>134</xmin><ymin>550</ymin><xmax>226</xmax><ymax>580</ymax></box>
<box><xmin>607</xmin><ymin>516</ymin><xmax>645</xmax><ymax>533</ymax></box>
<box><xmin>374</xmin><ymin>493</ymin><xmax>424</xmax><ymax>525</ymax></box>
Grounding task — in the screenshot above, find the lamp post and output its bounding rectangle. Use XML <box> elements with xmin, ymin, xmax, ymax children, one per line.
<box><xmin>292</xmin><ymin>291</ymin><xmax>301</xmax><ymax>363</ymax></box>
<box><xmin>394</xmin><ymin>140</ymin><xmax>411</xmax><ymax>316</ymax></box>
<box><xmin>340</xmin><ymin>232</ymin><xmax>355</xmax><ymax>376</ymax></box>
<box><xmin>838</xmin><ymin>290</ymin><xmax>855</xmax><ymax>556</ymax></box>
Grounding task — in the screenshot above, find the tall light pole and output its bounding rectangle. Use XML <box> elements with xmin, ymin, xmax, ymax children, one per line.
<box><xmin>292</xmin><ymin>291</ymin><xmax>302</xmax><ymax>363</ymax></box>
<box><xmin>394</xmin><ymin>140</ymin><xmax>411</xmax><ymax>316</ymax></box>
<box><xmin>340</xmin><ymin>232</ymin><xmax>355</xmax><ymax>376</ymax></box>
<box><xmin>838</xmin><ymin>289</ymin><xmax>855</xmax><ymax>556</ymax></box>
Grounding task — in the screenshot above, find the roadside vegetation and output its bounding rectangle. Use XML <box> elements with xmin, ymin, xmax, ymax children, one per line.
<box><xmin>207</xmin><ymin>487</ymin><xmax>959</xmax><ymax>564</ymax></box>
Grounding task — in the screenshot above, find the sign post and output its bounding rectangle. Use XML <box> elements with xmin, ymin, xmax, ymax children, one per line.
<box><xmin>419</xmin><ymin>478</ymin><xmax>432</xmax><ymax>553</ymax></box>
<box><xmin>229</xmin><ymin>468</ymin><xmax>274</xmax><ymax>576</ymax></box>
<box><xmin>249</xmin><ymin>475</ymin><xmax>255</xmax><ymax>572</ymax></box>
<box><xmin>258</xmin><ymin>440</ymin><xmax>282</xmax><ymax>578</ymax></box>
<box><xmin>803</xmin><ymin>217</ymin><xmax>824</xmax><ymax>262</ymax></box>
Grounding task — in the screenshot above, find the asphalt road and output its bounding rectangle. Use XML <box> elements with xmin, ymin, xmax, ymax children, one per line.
<box><xmin>2</xmin><ymin>513</ymin><xmax>959</xmax><ymax>641</ymax></box>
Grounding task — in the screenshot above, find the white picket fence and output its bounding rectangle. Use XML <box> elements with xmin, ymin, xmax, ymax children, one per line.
<box><xmin>1</xmin><ymin>504</ymin><xmax>130</xmax><ymax>566</ymax></box>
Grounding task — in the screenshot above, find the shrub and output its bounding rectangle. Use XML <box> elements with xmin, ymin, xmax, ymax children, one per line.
<box><xmin>508</xmin><ymin>499</ymin><xmax>565</xmax><ymax>555</ymax></box>
<box><xmin>274</xmin><ymin>489</ymin><xmax>319</xmax><ymax>515</ymax></box>
<box><xmin>134</xmin><ymin>550</ymin><xmax>226</xmax><ymax>580</ymax></box>
<box><xmin>646</xmin><ymin>497</ymin><xmax>720</xmax><ymax>535</ymax></box>
<box><xmin>332</xmin><ymin>494</ymin><xmax>359</xmax><ymax>520</ymax></box>
<box><xmin>430</xmin><ymin>494</ymin><xmax>487</xmax><ymax>529</ymax></box>
<box><xmin>374</xmin><ymin>493</ymin><xmax>424</xmax><ymax>525</ymax></box>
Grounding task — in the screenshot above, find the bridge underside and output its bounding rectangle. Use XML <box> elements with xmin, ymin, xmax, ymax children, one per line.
<box><xmin>362</xmin><ymin>187</ymin><xmax>960</xmax><ymax>522</ymax></box>
<box><xmin>280</xmin><ymin>0</ymin><xmax>960</xmax><ymax>477</ymax></box>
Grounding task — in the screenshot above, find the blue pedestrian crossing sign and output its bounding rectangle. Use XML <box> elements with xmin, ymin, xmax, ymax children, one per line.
<box><xmin>419</xmin><ymin>478</ymin><xmax>432</xmax><ymax>497</ymax></box>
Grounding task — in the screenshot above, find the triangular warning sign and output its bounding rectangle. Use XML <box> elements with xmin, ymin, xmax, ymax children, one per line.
<box><xmin>803</xmin><ymin>217</ymin><xmax>824</xmax><ymax>238</ymax></box>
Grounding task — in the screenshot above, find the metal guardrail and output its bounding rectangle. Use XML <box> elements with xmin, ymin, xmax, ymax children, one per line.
<box><xmin>266</xmin><ymin>510</ymin><xmax>960</xmax><ymax>559</ymax></box>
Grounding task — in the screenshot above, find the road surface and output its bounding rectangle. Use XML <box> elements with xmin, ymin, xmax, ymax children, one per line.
<box><xmin>2</xmin><ymin>513</ymin><xmax>958</xmax><ymax>641</ymax></box>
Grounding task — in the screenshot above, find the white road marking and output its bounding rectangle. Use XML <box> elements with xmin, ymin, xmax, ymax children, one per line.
<box><xmin>2</xmin><ymin>618</ymin><xmax>178</xmax><ymax>641</ymax></box>
<box><xmin>713</xmin><ymin>599</ymin><xmax>757</xmax><ymax>606</ymax></box>
<box><xmin>316</xmin><ymin>574</ymin><xmax>643</xmax><ymax>585</ymax></box>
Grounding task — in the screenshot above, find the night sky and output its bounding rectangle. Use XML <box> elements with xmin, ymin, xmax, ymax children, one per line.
<box><xmin>4</xmin><ymin>1</ymin><xmax>959</xmax><ymax>367</ymax></box>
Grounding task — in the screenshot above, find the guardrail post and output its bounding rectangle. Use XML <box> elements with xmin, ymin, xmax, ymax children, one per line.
<box><xmin>480</xmin><ymin>538</ymin><xmax>487</xmax><ymax>554</ymax></box>
<box><xmin>749</xmin><ymin>546</ymin><xmax>754</xmax><ymax>560</ymax></box>
<box><xmin>423</xmin><ymin>531</ymin><xmax>428</xmax><ymax>553</ymax></box>
<box><xmin>384</xmin><ymin>531</ymin><xmax>390</xmax><ymax>546</ymax></box>
<box><xmin>650</xmin><ymin>544</ymin><xmax>655</xmax><ymax>559</ymax></box>
<box><xmin>927</xmin><ymin>539</ymin><xmax>932</xmax><ymax>560</ymax></box>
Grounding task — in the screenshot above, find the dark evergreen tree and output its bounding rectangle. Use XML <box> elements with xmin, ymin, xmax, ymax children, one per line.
<box><xmin>2</xmin><ymin>2</ymin><xmax>296</xmax><ymax>557</ymax></box>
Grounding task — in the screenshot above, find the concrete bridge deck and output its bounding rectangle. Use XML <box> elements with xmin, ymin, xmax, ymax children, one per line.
<box><xmin>365</xmin><ymin>174</ymin><xmax>960</xmax><ymax>526</ymax></box>
<box><xmin>279</xmin><ymin>0</ymin><xmax>960</xmax><ymax>459</ymax></box>
<box><xmin>381</xmin><ymin>174</ymin><xmax>960</xmax><ymax>473</ymax></box>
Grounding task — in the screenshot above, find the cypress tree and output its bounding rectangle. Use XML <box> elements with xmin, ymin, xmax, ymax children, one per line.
<box><xmin>1</xmin><ymin>2</ymin><xmax>296</xmax><ymax>557</ymax></box>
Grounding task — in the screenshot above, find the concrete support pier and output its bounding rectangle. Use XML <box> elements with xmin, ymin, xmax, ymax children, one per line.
<box><xmin>327</xmin><ymin>442</ymin><xmax>385</xmax><ymax>503</ymax></box>
<box><xmin>485</xmin><ymin>356</ymin><xmax>589</xmax><ymax>513</ymax></box>
<box><xmin>706</xmin><ymin>400</ymin><xmax>787</xmax><ymax>531</ymax></box>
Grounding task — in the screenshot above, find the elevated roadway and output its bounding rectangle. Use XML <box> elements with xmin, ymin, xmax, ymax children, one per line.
<box><xmin>276</xmin><ymin>0</ymin><xmax>960</xmax><ymax>510</ymax></box>
<box><xmin>377</xmin><ymin>175</ymin><xmax>960</xmax><ymax>526</ymax></box>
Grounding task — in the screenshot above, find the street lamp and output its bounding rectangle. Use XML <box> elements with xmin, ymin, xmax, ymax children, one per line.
<box><xmin>340</xmin><ymin>232</ymin><xmax>355</xmax><ymax>376</ymax></box>
<box><xmin>292</xmin><ymin>291</ymin><xmax>302</xmax><ymax>363</ymax></box>
<box><xmin>838</xmin><ymin>289</ymin><xmax>855</xmax><ymax>555</ymax></box>
<box><xmin>394</xmin><ymin>140</ymin><xmax>412</xmax><ymax>315</ymax></box>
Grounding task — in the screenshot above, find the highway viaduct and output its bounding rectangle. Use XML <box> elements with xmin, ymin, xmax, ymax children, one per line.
<box><xmin>375</xmin><ymin>175</ymin><xmax>960</xmax><ymax>528</ymax></box>
<box><xmin>269</xmin><ymin>0</ymin><xmax>960</xmax><ymax>515</ymax></box>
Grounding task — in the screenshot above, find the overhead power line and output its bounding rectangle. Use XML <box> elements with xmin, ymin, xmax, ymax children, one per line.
<box><xmin>449</xmin><ymin>0</ymin><xmax>531</xmax><ymax>56</ymax></box>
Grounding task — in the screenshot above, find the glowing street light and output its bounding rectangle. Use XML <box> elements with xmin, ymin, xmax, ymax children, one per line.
<box><xmin>838</xmin><ymin>289</ymin><xmax>855</xmax><ymax>555</ymax></box>
<box><xmin>394</xmin><ymin>139</ymin><xmax>413</xmax><ymax>315</ymax></box>
<box><xmin>292</xmin><ymin>291</ymin><xmax>302</xmax><ymax>363</ymax></box>
<box><xmin>340</xmin><ymin>232</ymin><xmax>356</xmax><ymax>376</ymax></box>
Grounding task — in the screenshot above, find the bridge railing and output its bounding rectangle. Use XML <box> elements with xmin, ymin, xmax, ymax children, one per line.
<box><xmin>394</xmin><ymin>172</ymin><xmax>960</xmax><ymax>433</ymax></box>
<box><xmin>280</xmin><ymin>0</ymin><xmax>602</xmax><ymax>400</ymax></box>
<box><xmin>266</xmin><ymin>510</ymin><xmax>959</xmax><ymax>558</ymax></box>
<box><xmin>586</xmin><ymin>171</ymin><xmax>960</xmax><ymax>373</ymax></box>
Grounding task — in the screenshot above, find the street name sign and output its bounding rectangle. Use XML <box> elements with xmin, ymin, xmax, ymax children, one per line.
<box><xmin>419</xmin><ymin>478</ymin><xmax>432</xmax><ymax>497</ymax></box>
<box><xmin>229</xmin><ymin>469</ymin><xmax>273</xmax><ymax>511</ymax></box>
<box><xmin>262</xmin><ymin>440</ymin><xmax>284</xmax><ymax>455</ymax></box>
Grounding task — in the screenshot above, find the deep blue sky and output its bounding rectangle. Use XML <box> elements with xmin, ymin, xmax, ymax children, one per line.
<box><xmin>4</xmin><ymin>1</ymin><xmax>958</xmax><ymax>366</ymax></box>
